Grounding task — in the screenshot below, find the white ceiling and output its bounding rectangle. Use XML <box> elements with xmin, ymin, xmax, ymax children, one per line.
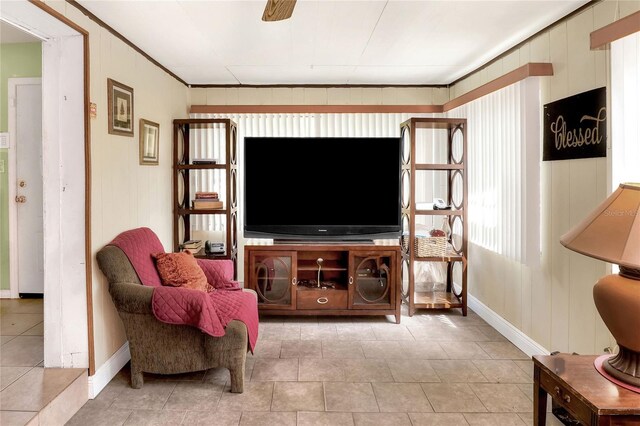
<box><xmin>77</xmin><ymin>0</ymin><xmax>589</xmax><ymax>85</ymax></box>
<box><xmin>0</xmin><ymin>20</ymin><xmax>41</xmax><ymax>43</ymax></box>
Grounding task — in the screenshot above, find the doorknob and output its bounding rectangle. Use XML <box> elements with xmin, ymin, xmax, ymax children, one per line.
<box><xmin>15</xmin><ymin>195</ymin><xmax>26</xmax><ymax>203</ymax></box>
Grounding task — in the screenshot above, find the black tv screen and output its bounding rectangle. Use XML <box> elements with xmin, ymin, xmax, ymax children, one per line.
<box><xmin>244</xmin><ymin>137</ymin><xmax>401</xmax><ymax>240</ymax></box>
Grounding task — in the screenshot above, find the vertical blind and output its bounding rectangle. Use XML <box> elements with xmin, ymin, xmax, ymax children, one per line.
<box><xmin>447</xmin><ymin>82</ymin><xmax>536</xmax><ymax>262</ymax></box>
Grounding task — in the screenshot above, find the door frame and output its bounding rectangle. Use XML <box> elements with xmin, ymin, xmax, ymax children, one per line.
<box><xmin>7</xmin><ymin>77</ymin><xmax>43</xmax><ymax>299</ymax></box>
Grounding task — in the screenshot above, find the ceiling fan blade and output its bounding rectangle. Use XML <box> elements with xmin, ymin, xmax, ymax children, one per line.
<box><xmin>262</xmin><ymin>0</ymin><xmax>297</xmax><ymax>22</ymax></box>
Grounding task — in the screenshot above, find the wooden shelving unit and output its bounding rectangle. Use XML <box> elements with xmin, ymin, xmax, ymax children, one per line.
<box><xmin>172</xmin><ymin>119</ymin><xmax>238</xmax><ymax>276</ymax></box>
<box><xmin>400</xmin><ymin>117</ymin><xmax>468</xmax><ymax>316</ymax></box>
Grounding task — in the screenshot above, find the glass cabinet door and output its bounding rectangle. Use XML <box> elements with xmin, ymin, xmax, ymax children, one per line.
<box><xmin>250</xmin><ymin>251</ymin><xmax>296</xmax><ymax>309</ymax></box>
<box><xmin>349</xmin><ymin>252</ymin><xmax>394</xmax><ymax>309</ymax></box>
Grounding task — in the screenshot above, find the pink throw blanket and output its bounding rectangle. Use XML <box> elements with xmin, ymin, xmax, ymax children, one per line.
<box><xmin>152</xmin><ymin>285</ymin><xmax>258</xmax><ymax>352</ymax></box>
<box><xmin>108</xmin><ymin>227</ymin><xmax>258</xmax><ymax>352</ymax></box>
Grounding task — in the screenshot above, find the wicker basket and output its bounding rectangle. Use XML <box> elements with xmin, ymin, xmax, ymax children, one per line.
<box><xmin>403</xmin><ymin>235</ymin><xmax>448</xmax><ymax>257</ymax></box>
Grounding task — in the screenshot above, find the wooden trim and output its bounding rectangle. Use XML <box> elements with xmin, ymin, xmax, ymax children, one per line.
<box><xmin>191</xmin><ymin>63</ymin><xmax>552</xmax><ymax>114</ymax></box>
<box><xmin>28</xmin><ymin>0</ymin><xmax>95</xmax><ymax>376</ymax></box>
<box><xmin>590</xmin><ymin>11</ymin><xmax>640</xmax><ymax>49</ymax></box>
<box><xmin>190</xmin><ymin>104</ymin><xmax>444</xmax><ymax>114</ymax></box>
<box><xmin>449</xmin><ymin>0</ymin><xmax>598</xmax><ymax>86</ymax></box>
<box><xmin>443</xmin><ymin>63</ymin><xmax>553</xmax><ymax>112</ymax></box>
<box><xmin>65</xmin><ymin>0</ymin><xmax>188</xmax><ymax>86</ymax></box>
<box><xmin>190</xmin><ymin>83</ymin><xmax>448</xmax><ymax>89</ymax></box>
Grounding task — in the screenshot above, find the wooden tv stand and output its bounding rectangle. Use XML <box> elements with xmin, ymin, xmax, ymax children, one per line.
<box><xmin>244</xmin><ymin>243</ymin><xmax>401</xmax><ymax>323</ymax></box>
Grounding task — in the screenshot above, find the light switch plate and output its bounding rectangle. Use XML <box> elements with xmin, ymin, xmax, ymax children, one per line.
<box><xmin>0</xmin><ymin>133</ymin><xmax>9</xmax><ymax>149</ymax></box>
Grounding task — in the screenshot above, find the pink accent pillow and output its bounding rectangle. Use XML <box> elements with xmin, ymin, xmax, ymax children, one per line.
<box><xmin>153</xmin><ymin>252</ymin><xmax>210</xmax><ymax>292</ymax></box>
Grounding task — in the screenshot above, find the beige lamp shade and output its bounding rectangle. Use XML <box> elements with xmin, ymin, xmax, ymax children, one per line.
<box><xmin>560</xmin><ymin>183</ymin><xmax>640</xmax><ymax>269</ymax></box>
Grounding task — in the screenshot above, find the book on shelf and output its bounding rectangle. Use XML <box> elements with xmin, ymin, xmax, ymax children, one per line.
<box><xmin>192</xmin><ymin>159</ymin><xmax>217</xmax><ymax>165</ymax></box>
<box><xmin>195</xmin><ymin>191</ymin><xmax>218</xmax><ymax>200</ymax></box>
<box><xmin>192</xmin><ymin>199</ymin><xmax>224</xmax><ymax>210</ymax></box>
<box><xmin>179</xmin><ymin>239</ymin><xmax>203</xmax><ymax>250</ymax></box>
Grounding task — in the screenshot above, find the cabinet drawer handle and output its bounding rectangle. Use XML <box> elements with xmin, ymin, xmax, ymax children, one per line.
<box><xmin>563</xmin><ymin>394</ymin><xmax>571</xmax><ymax>404</ymax></box>
<box><xmin>348</xmin><ymin>276</ymin><xmax>354</xmax><ymax>285</ymax></box>
<box><xmin>292</xmin><ymin>277</ymin><xmax>297</xmax><ymax>286</ymax></box>
<box><xmin>317</xmin><ymin>297</ymin><xmax>329</xmax><ymax>304</ymax></box>
<box><xmin>554</xmin><ymin>386</ymin><xmax>560</xmax><ymax>396</ymax></box>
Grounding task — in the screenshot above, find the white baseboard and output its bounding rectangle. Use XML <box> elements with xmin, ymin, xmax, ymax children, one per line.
<box><xmin>467</xmin><ymin>293</ymin><xmax>550</xmax><ymax>357</ymax></box>
<box><xmin>0</xmin><ymin>290</ymin><xmax>13</xmax><ymax>298</ymax></box>
<box><xmin>87</xmin><ymin>342</ymin><xmax>130</xmax><ymax>399</ymax></box>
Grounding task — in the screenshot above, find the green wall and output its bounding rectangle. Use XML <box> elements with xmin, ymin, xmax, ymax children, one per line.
<box><xmin>0</xmin><ymin>42</ymin><xmax>42</xmax><ymax>291</ymax></box>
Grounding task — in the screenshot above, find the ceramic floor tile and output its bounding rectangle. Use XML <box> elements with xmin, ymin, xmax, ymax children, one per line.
<box><xmin>421</xmin><ymin>383</ymin><xmax>487</xmax><ymax>412</ymax></box>
<box><xmin>216</xmin><ymin>382</ymin><xmax>274</xmax><ymax>412</ymax></box>
<box><xmin>430</xmin><ymin>360</ymin><xmax>488</xmax><ymax>383</ymax></box>
<box><xmin>470</xmin><ymin>383</ymin><xmax>532</xmax><ymax>413</ymax></box>
<box><xmin>297</xmin><ymin>411</ymin><xmax>354</xmax><ymax>426</ymax></box>
<box><xmin>21</xmin><ymin>322</ymin><xmax>44</xmax><ymax>336</ymax></box>
<box><xmin>513</xmin><ymin>360</ymin><xmax>534</xmax><ymax>376</ymax></box>
<box><xmin>0</xmin><ymin>314</ymin><xmax>44</xmax><ymax>336</ymax></box>
<box><xmin>0</xmin><ymin>410</ymin><xmax>38</xmax><ymax>426</ymax></box>
<box><xmin>361</xmin><ymin>341</ymin><xmax>446</xmax><ymax>359</ymax></box>
<box><xmin>66</xmin><ymin>407</ymin><xmax>132</xmax><ymax>426</ymax></box>
<box><xmin>388</xmin><ymin>359</ymin><xmax>439</xmax><ymax>383</ymax></box>
<box><xmin>0</xmin><ymin>367</ymin><xmax>84</xmax><ymax>411</ymax></box>
<box><xmin>181</xmin><ymin>410</ymin><xmax>241</xmax><ymax>425</ymax></box>
<box><xmin>408</xmin><ymin>325</ymin><xmax>490</xmax><ymax>342</ymax></box>
<box><xmin>475</xmin><ymin>325</ymin><xmax>508</xmax><ymax>342</ymax></box>
<box><xmin>518</xmin><ymin>412</ymin><xmax>565</xmax><ymax>426</ymax></box>
<box><xmin>477</xmin><ymin>342</ymin><xmax>529</xmax><ymax>360</ymax></box>
<box><xmin>0</xmin><ymin>366</ymin><xmax>32</xmax><ymax>391</ymax></box>
<box><xmin>352</xmin><ymin>412</ymin><xmax>412</xmax><ymax>426</ymax></box>
<box><xmin>298</xmin><ymin>358</ymin><xmax>345</xmax><ymax>381</ymax></box>
<box><xmin>371</xmin><ymin>325</ymin><xmax>414</xmax><ymax>341</ymax></box>
<box><xmin>409</xmin><ymin>413</ymin><xmax>469</xmax><ymax>426</ymax></box>
<box><xmin>321</xmin><ymin>341</ymin><xmax>365</xmax><ymax>358</ymax></box>
<box><xmin>0</xmin><ymin>336</ymin><xmax>43</xmax><ymax>367</ymax></box>
<box><xmin>249</xmin><ymin>340</ymin><xmax>282</xmax><ymax>358</ymax></box>
<box><xmin>1</xmin><ymin>335</ymin><xmax>16</xmax><ymax>346</ymax></box>
<box><xmin>163</xmin><ymin>381</ymin><xmax>224</xmax><ymax>410</ymax></box>
<box><xmin>360</xmin><ymin>341</ymin><xmax>406</xmax><ymax>359</ymax></box>
<box><xmin>518</xmin><ymin>383</ymin><xmax>533</xmax><ymax>401</ymax></box>
<box><xmin>203</xmin><ymin>367</ymin><xmax>232</xmax><ymax>386</ymax></box>
<box><xmin>472</xmin><ymin>360</ymin><xmax>532</xmax><ymax>383</ymax></box>
<box><xmin>463</xmin><ymin>413</ymin><xmax>526</xmax><ymax>425</ymax></box>
<box><xmin>342</xmin><ymin>359</ymin><xmax>394</xmax><ymax>382</ymax></box>
<box><xmin>372</xmin><ymin>382</ymin><xmax>433</xmax><ymax>413</ymax></box>
<box><xmin>251</xmin><ymin>358</ymin><xmax>298</xmax><ymax>381</ymax></box>
<box><xmin>0</xmin><ymin>299</ymin><xmax>43</xmax><ymax>314</ymax></box>
<box><xmin>280</xmin><ymin>340</ymin><xmax>322</xmax><ymax>358</ymax></box>
<box><xmin>271</xmin><ymin>381</ymin><xmax>324</xmax><ymax>412</ymax></box>
<box><xmin>440</xmin><ymin>342</ymin><xmax>491</xmax><ymax>360</ymax></box>
<box><xmin>336</xmin><ymin>325</ymin><xmax>376</xmax><ymax>340</ymax></box>
<box><xmin>300</xmin><ymin>325</ymin><xmax>338</xmax><ymax>340</ymax></box>
<box><xmin>324</xmin><ymin>382</ymin><xmax>379</xmax><ymax>412</ymax></box>
<box><xmin>122</xmin><ymin>409</ymin><xmax>186</xmax><ymax>425</ymax></box>
<box><xmin>239</xmin><ymin>411</ymin><xmax>296</xmax><ymax>426</ymax></box>
<box><xmin>109</xmin><ymin>381</ymin><xmax>177</xmax><ymax>411</ymax></box>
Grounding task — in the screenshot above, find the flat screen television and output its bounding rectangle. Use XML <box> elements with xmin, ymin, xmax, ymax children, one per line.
<box><xmin>244</xmin><ymin>136</ymin><xmax>401</xmax><ymax>240</ymax></box>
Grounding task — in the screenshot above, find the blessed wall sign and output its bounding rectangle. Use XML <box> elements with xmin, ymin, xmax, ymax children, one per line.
<box><xmin>543</xmin><ymin>87</ymin><xmax>607</xmax><ymax>161</ymax></box>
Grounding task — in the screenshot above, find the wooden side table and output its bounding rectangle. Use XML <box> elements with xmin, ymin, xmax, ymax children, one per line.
<box><xmin>533</xmin><ymin>354</ymin><xmax>640</xmax><ymax>425</ymax></box>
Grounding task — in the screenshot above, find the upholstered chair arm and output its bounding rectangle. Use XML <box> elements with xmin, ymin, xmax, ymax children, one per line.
<box><xmin>108</xmin><ymin>281</ymin><xmax>154</xmax><ymax>314</ymax></box>
<box><xmin>196</xmin><ymin>259</ymin><xmax>239</xmax><ymax>289</ymax></box>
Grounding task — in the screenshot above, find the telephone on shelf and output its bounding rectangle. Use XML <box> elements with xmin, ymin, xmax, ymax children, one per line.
<box><xmin>433</xmin><ymin>198</ymin><xmax>451</xmax><ymax>210</ymax></box>
<box><xmin>205</xmin><ymin>241</ymin><xmax>225</xmax><ymax>255</ymax></box>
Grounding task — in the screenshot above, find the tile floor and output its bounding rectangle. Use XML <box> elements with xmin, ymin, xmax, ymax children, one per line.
<box><xmin>68</xmin><ymin>308</ymin><xmax>564</xmax><ymax>426</ymax></box>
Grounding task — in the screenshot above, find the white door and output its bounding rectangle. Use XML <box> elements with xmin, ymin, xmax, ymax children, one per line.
<box><xmin>10</xmin><ymin>79</ymin><xmax>44</xmax><ymax>295</ymax></box>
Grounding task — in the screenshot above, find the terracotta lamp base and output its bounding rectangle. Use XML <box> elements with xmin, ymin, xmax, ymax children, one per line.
<box><xmin>593</xmin><ymin>268</ymin><xmax>640</xmax><ymax>387</ymax></box>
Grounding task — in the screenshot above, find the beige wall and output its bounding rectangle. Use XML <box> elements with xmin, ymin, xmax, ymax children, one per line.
<box><xmin>43</xmin><ymin>1</ymin><xmax>189</xmax><ymax>370</ymax></box>
<box><xmin>190</xmin><ymin>86</ymin><xmax>450</xmax><ymax>106</ymax></box>
<box><xmin>451</xmin><ymin>0</ymin><xmax>639</xmax><ymax>354</ymax></box>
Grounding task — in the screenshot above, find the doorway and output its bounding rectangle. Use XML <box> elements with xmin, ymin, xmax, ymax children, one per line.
<box><xmin>8</xmin><ymin>78</ymin><xmax>44</xmax><ymax>297</ymax></box>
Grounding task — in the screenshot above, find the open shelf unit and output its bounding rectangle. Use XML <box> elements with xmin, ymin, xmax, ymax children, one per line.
<box><xmin>172</xmin><ymin>119</ymin><xmax>238</xmax><ymax>275</ymax></box>
<box><xmin>400</xmin><ymin>117</ymin><xmax>468</xmax><ymax>316</ymax></box>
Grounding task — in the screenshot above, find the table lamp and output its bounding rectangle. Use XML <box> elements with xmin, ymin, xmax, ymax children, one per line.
<box><xmin>560</xmin><ymin>183</ymin><xmax>640</xmax><ymax>388</ymax></box>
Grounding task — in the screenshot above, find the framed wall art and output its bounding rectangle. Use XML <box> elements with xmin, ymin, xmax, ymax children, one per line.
<box><xmin>107</xmin><ymin>78</ymin><xmax>134</xmax><ymax>136</ymax></box>
<box><xmin>139</xmin><ymin>119</ymin><xmax>159</xmax><ymax>165</ymax></box>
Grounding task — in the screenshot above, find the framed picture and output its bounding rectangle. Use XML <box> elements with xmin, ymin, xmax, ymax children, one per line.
<box><xmin>107</xmin><ymin>78</ymin><xmax>134</xmax><ymax>136</ymax></box>
<box><xmin>140</xmin><ymin>119</ymin><xmax>159</xmax><ymax>165</ymax></box>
